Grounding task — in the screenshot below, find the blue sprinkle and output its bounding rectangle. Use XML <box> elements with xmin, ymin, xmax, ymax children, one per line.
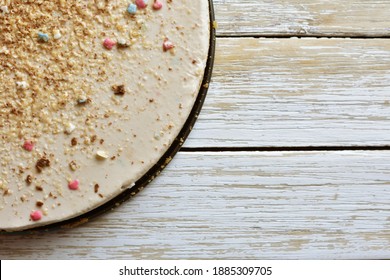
<box><xmin>38</xmin><ymin>32</ymin><xmax>49</xmax><ymax>42</ymax></box>
<box><xmin>127</xmin><ymin>3</ymin><xmax>137</xmax><ymax>14</ymax></box>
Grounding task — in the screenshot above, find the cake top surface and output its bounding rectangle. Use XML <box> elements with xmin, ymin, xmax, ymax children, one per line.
<box><xmin>0</xmin><ymin>0</ymin><xmax>210</xmax><ymax>231</ymax></box>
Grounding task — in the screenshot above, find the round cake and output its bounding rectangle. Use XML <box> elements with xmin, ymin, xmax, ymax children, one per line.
<box><xmin>0</xmin><ymin>0</ymin><xmax>211</xmax><ymax>231</ymax></box>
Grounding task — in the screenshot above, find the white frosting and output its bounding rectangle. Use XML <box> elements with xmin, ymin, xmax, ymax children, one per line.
<box><xmin>0</xmin><ymin>0</ymin><xmax>210</xmax><ymax>231</ymax></box>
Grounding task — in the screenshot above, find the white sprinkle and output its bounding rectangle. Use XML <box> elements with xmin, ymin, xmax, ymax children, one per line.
<box><xmin>53</xmin><ymin>29</ymin><xmax>62</xmax><ymax>40</ymax></box>
<box><xmin>64</xmin><ymin>122</ymin><xmax>76</xmax><ymax>134</ymax></box>
<box><xmin>96</xmin><ymin>150</ymin><xmax>109</xmax><ymax>160</ymax></box>
<box><xmin>16</xmin><ymin>81</ymin><xmax>29</xmax><ymax>89</ymax></box>
<box><xmin>154</xmin><ymin>131</ymin><xmax>164</xmax><ymax>140</ymax></box>
<box><xmin>121</xmin><ymin>182</ymin><xmax>136</xmax><ymax>190</ymax></box>
<box><xmin>117</xmin><ymin>38</ymin><xmax>130</xmax><ymax>47</ymax></box>
<box><xmin>0</xmin><ymin>46</ymin><xmax>9</xmax><ymax>54</ymax></box>
<box><xmin>1</xmin><ymin>6</ymin><xmax>9</xmax><ymax>14</ymax></box>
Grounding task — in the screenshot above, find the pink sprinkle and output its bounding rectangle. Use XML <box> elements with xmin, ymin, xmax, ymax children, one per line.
<box><xmin>23</xmin><ymin>140</ymin><xmax>34</xmax><ymax>151</ymax></box>
<box><xmin>153</xmin><ymin>0</ymin><xmax>163</xmax><ymax>10</ymax></box>
<box><xmin>135</xmin><ymin>0</ymin><xmax>148</xmax><ymax>9</ymax></box>
<box><xmin>103</xmin><ymin>38</ymin><xmax>116</xmax><ymax>50</ymax></box>
<box><xmin>68</xmin><ymin>179</ymin><xmax>80</xmax><ymax>190</ymax></box>
<box><xmin>30</xmin><ymin>210</ymin><xmax>42</xmax><ymax>221</ymax></box>
<box><xmin>163</xmin><ymin>39</ymin><xmax>174</xmax><ymax>52</ymax></box>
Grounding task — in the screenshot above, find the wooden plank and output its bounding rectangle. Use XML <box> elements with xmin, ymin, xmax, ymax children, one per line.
<box><xmin>185</xmin><ymin>38</ymin><xmax>390</xmax><ymax>148</ymax></box>
<box><xmin>214</xmin><ymin>0</ymin><xmax>390</xmax><ymax>37</ymax></box>
<box><xmin>1</xmin><ymin>151</ymin><xmax>389</xmax><ymax>259</ymax></box>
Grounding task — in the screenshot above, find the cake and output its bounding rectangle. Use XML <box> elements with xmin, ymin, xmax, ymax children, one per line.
<box><xmin>0</xmin><ymin>0</ymin><xmax>211</xmax><ymax>231</ymax></box>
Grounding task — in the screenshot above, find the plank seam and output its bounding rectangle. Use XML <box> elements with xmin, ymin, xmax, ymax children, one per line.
<box><xmin>216</xmin><ymin>34</ymin><xmax>390</xmax><ymax>39</ymax></box>
<box><xmin>181</xmin><ymin>146</ymin><xmax>390</xmax><ymax>152</ymax></box>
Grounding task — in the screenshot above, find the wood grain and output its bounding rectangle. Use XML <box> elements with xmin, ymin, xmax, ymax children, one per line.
<box><xmin>214</xmin><ymin>0</ymin><xmax>390</xmax><ymax>37</ymax></box>
<box><xmin>185</xmin><ymin>38</ymin><xmax>390</xmax><ymax>148</ymax></box>
<box><xmin>1</xmin><ymin>151</ymin><xmax>389</xmax><ymax>259</ymax></box>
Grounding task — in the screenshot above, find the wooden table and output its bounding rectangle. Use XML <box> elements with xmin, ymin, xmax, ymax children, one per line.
<box><xmin>1</xmin><ymin>0</ymin><xmax>390</xmax><ymax>259</ymax></box>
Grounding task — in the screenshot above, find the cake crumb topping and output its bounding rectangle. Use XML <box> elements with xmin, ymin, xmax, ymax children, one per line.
<box><xmin>112</xmin><ymin>85</ymin><xmax>126</xmax><ymax>96</ymax></box>
<box><xmin>35</xmin><ymin>157</ymin><xmax>50</xmax><ymax>173</ymax></box>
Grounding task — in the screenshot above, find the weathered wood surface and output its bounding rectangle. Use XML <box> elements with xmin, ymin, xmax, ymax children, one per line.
<box><xmin>214</xmin><ymin>0</ymin><xmax>390</xmax><ymax>37</ymax></box>
<box><xmin>1</xmin><ymin>152</ymin><xmax>389</xmax><ymax>259</ymax></box>
<box><xmin>185</xmin><ymin>38</ymin><xmax>390</xmax><ymax>148</ymax></box>
<box><xmin>1</xmin><ymin>1</ymin><xmax>390</xmax><ymax>260</ymax></box>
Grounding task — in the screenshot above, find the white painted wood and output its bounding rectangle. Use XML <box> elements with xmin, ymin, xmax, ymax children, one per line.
<box><xmin>185</xmin><ymin>38</ymin><xmax>390</xmax><ymax>147</ymax></box>
<box><xmin>1</xmin><ymin>151</ymin><xmax>389</xmax><ymax>259</ymax></box>
<box><xmin>214</xmin><ymin>0</ymin><xmax>390</xmax><ymax>37</ymax></box>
